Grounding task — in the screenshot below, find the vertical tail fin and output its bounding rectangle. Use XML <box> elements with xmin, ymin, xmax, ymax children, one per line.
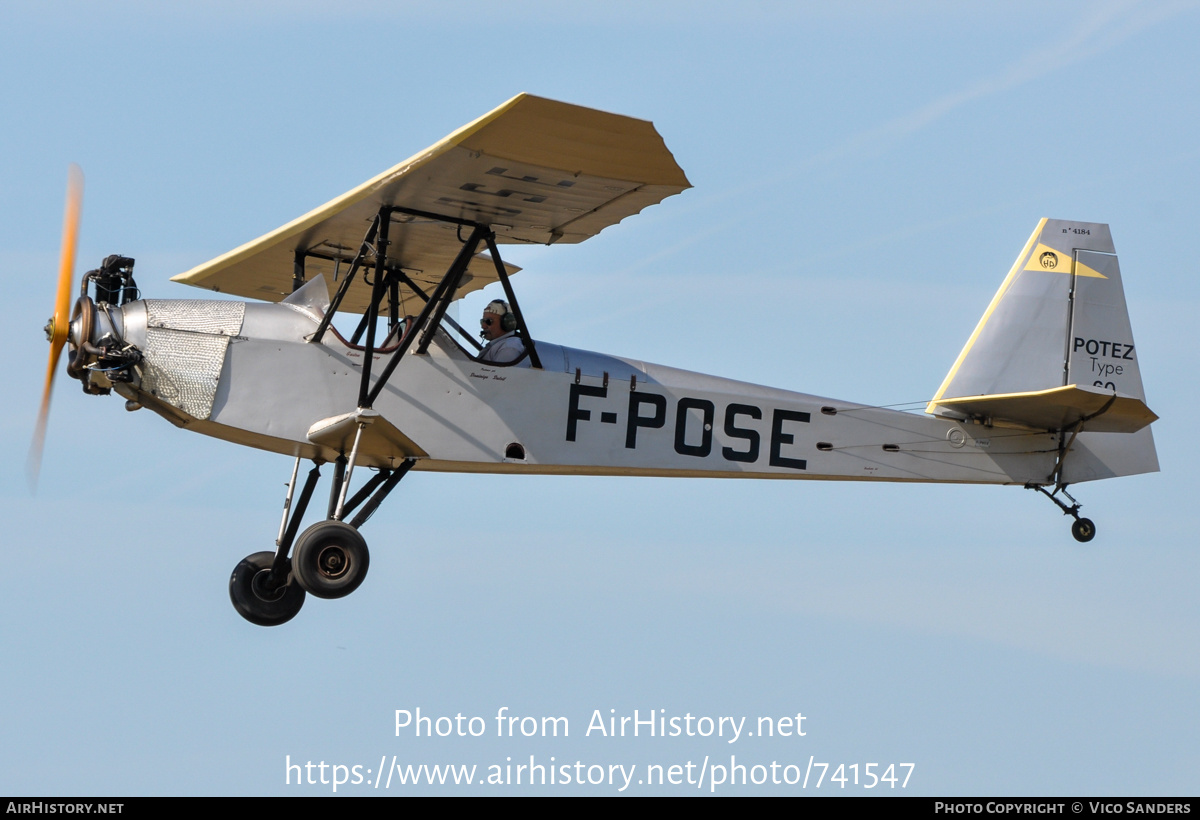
<box><xmin>926</xmin><ymin>219</ymin><xmax>1158</xmax><ymax>482</ymax></box>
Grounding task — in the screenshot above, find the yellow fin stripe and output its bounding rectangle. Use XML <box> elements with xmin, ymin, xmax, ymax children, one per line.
<box><xmin>1023</xmin><ymin>243</ymin><xmax>1107</xmax><ymax>278</ymax></box>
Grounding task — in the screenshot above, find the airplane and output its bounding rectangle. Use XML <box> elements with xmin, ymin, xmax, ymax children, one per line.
<box><xmin>33</xmin><ymin>94</ymin><xmax>1158</xmax><ymax>627</ymax></box>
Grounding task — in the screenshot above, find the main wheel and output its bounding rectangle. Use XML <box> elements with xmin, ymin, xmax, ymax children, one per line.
<box><xmin>1071</xmin><ymin>518</ymin><xmax>1096</xmax><ymax>543</ymax></box>
<box><xmin>292</xmin><ymin>521</ymin><xmax>370</xmax><ymax>599</ymax></box>
<box><xmin>229</xmin><ymin>551</ymin><xmax>306</xmax><ymax>626</ymax></box>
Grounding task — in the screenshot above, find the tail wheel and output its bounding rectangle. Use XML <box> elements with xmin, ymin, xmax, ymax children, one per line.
<box><xmin>292</xmin><ymin>520</ymin><xmax>370</xmax><ymax>599</ymax></box>
<box><xmin>229</xmin><ymin>551</ymin><xmax>306</xmax><ymax>626</ymax></box>
<box><xmin>1071</xmin><ymin>518</ymin><xmax>1096</xmax><ymax>543</ymax></box>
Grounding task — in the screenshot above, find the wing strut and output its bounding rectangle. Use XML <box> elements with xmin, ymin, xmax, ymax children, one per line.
<box><xmin>360</xmin><ymin>222</ymin><xmax>486</xmax><ymax>408</ymax></box>
<box><xmin>485</xmin><ymin>233</ymin><xmax>541</xmax><ymax>370</ymax></box>
<box><xmin>389</xmin><ymin>267</ymin><xmax>482</xmax><ymax>351</ymax></box>
<box><xmin>309</xmin><ymin>214</ymin><xmax>381</xmax><ymax>345</ymax></box>
<box><xmin>414</xmin><ymin>225</ymin><xmax>487</xmax><ymax>357</ymax></box>
<box><xmin>300</xmin><ymin>204</ymin><xmax>540</xmax><ymax>410</ymax></box>
<box><xmin>356</xmin><ymin>206</ymin><xmax>396</xmax><ymax>408</ymax></box>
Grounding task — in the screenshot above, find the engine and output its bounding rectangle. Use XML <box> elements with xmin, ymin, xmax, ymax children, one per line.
<box><xmin>65</xmin><ymin>254</ymin><xmax>143</xmax><ymax>395</ymax></box>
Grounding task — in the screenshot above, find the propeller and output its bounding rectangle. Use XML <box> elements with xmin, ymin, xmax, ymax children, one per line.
<box><xmin>28</xmin><ymin>164</ymin><xmax>84</xmax><ymax>490</ymax></box>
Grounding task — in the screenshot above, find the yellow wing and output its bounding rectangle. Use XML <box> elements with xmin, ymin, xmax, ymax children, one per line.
<box><xmin>171</xmin><ymin>94</ymin><xmax>691</xmax><ymax>313</ymax></box>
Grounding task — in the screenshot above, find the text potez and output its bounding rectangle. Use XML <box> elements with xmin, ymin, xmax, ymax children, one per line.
<box><xmin>1074</xmin><ymin>336</ymin><xmax>1135</xmax><ymax>361</ymax></box>
<box><xmin>566</xmin><ymin>383</ymin><xmax>810</xmax><ymax>469</ymax></box>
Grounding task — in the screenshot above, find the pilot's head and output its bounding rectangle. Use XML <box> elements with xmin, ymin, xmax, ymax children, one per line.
<box><xmin>480</xmin><ymin>300</ymin><xmax>515</xmax><ymax>341</ymax></box>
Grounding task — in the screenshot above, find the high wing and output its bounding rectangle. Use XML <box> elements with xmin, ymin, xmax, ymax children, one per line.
<box><xmin>171</xmin><ymin>93</ymin><xmax>691</xmax><ymax>314</ymax></box>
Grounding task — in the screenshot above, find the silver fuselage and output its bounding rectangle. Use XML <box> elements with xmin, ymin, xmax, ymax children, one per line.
<box><xmin>100</xmin><ymin>297</ymin><xmax>1071</xmax><ymax>486</ymax></box>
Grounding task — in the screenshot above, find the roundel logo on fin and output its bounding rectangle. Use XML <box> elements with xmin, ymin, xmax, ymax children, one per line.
<box><xmin>1039</xmin><ymin>251</ymin><xmax>1058</xmax><ymax>269</ymax></box>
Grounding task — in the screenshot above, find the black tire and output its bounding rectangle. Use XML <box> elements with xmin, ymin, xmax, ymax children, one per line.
<box><xmin>1071</xmin><ymin>518</ymin><xmax>1096</xmax><ymax>543</ymax></box>
<box><xmin>292</xmin><ymin>521</ymin><xmax>370</xmax><ymax>600</ymax></box>
<box><xmin>229</xmin><ymin>551</ymin><xmax>305</xmax><ymax>626</ymax></box>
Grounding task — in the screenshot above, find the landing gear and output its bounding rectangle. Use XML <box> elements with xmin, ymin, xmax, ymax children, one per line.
<box><xmin>1026</xmin><ymin>483</ymin><xmax>1098</xmax><ymax>543</ymax></box>
<box><xmin>226</xmin><ymin>456</ymin><xmax>415</xmax><ymax>626</ymax></box>
<box><xmin>292</xmin><ymin>521</ymin><xmax>370</xmax><ymax>599</ymax></box>
<box><xmin>229</xmin><ymin>551</ymin><xmax>306</xmax><ymax>626</ymax></box>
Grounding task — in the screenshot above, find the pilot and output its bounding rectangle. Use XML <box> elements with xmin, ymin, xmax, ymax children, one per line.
<box><xmin>478</xmin><ymin>299</ymin><xmax>526</xmax><ymax>364</ymax></box>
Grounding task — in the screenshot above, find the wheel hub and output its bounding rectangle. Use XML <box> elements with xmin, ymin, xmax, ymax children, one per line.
<box><xmin>250</xmin><ymin>568</ymin><xmax>288</xmax><ymax>602</ymax></box>
<box><xmin>316</xmin><ymin>545</ymin><xmax>349</xmax><ymax>579</ymax></box>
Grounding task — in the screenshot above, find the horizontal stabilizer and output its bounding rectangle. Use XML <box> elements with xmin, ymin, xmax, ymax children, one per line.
<box><xmin>928</xmin><ymin>384</ymin><xmax>1157</xmax><ymax>433</ymax></box>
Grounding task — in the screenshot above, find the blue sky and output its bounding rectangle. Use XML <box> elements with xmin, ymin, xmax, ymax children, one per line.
<box><xmin>2</xmin><ymin>0</ymin><xmax>1198</xmax><ymax>795</ymax></box>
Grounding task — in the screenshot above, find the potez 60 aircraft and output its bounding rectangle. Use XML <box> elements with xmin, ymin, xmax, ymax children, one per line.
<box><xmin>34</xmin><ymin>94</ymin><xmax>1158</xmax><ymax>626</ymax></box>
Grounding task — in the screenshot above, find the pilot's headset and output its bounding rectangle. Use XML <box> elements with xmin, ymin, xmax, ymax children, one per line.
<box><xmin>485</xmin><ymin>299</ymin><xmax>517</xmax><ymax>333</ymax></box>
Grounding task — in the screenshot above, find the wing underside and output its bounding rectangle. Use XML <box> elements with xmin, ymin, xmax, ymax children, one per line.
<box><xmin>170</xmin><ymin>94</ymin><xmax>691</xmax><ymax>314</ymax></box>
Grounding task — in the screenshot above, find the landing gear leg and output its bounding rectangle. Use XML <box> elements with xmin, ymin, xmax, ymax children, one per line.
<box><xmin>1026</xmin><ymin>483</ymin><xmax>1096</xmax><ymax>543</ymax></box>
